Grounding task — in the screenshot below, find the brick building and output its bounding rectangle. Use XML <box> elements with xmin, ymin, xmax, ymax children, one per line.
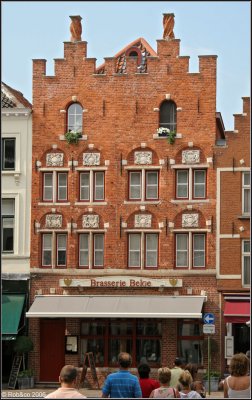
<box><xmin>26</xmin><ymin>14</ymin><xmax>247</xmax><ymax>384</ymax></box>
<box><xmin>214</xmin><ymin>97</ymin><xmax>250</xmax><ymax>373</ymax></box>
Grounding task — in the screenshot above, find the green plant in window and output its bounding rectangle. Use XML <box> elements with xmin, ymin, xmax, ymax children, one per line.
<box><xmin>156</xmin><ymin>127</ymin><xmax>176</xmax><ymax>144</ymax></box>
<box><xmin>64</xmin><ymin>131</ymin><xmax>82</xmax><ymax>144</ymax></box>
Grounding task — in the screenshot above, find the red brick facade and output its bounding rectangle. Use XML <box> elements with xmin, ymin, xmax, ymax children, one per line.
<box><xmin>28</xmin><ymin>15</ymin><xmax>249</xmax><ymax>385</ymax></box>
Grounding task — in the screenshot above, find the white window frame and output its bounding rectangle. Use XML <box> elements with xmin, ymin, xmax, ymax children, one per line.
<box><xmin>79</xmin><ymin>171</ymin><xmax>105</xmax><ymax>202</ymax></box>
<box><xmin>176</xmin><ymin>168</ymin><xmax>206</xmax><ymax>200</ymax></box>
<box><xmin>1</xmin><ymin>133</ymin><xmax>21</xmax><ymax>174</ymax></box>
<box><xmin>41</xmin><ymin>232</ymin><xmax>68</xmax><ymax>268</ymax></box>
<box><xmin>42</xmin><ymin>171</ymin><xmax>68</xmax><ymax>203</ymax></box>
<box><xmin>242</xmin><ymin>239</ymin><xmax>250</xmax><ymax>287</ymax></box>
<box><xmin>57</xmin><ymin>172</ymin><xmax>68</xmax><ymax>201</ymax></box>
<box><xmin>242</xmin><ymin>172</ymin><xmax>250</xmax><ymax>215</ymax></box>
<box><xmin>2</xmin><ymin>138</ymin><xmax>16</xmax><ymax>171</ymax></box>
<box><xmin>176</xmin><ymin>232</ymin><xmax>206</xmax><ymax>269</ymax></box>
<box><xmin>128</xmin><ymin>232</ymin><xmax>158</xmax><ymax>269</ymax></box>
<box><xmin>1</xmin><ymin>198</ymin><xmax>15</xmax><ymax>253</ymax></box>
<box><xmin>1</xmin><ymin>193</ymin><xmax>19</xmax><ymax>255</ymax></box>
<box><xmin>129</xmin><ymin>170</ymin><xmax>159</xmax><ymax>202</ymax></box>
<box><xmin>78</xmin><ymin>232</ymin><xmax>105</xmax><ymax>269</ymax></box>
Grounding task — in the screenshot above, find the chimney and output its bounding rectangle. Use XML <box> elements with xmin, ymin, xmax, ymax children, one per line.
<box><xmin>70</xmin><ymin>15</ymin><xmax>82</xmax><ymax>42</ymax></box>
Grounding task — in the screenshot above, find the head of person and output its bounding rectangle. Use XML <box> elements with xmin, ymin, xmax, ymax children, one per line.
<box><xmin>174</xmin><ymin>357</ymin><xmax>183</xmax><ymax>367</ymax></box>
<box><xmin>59</xmin><ymin>365</ymin><xmax>78</xmax><ymax>386</ymax></box>
<box><xmin>138</xmin><ymin>363</ymin><xmax>150</xmax><ymax>379</ymax></box>
<box><xmin>118</xmin><ymin>352</ymin><xmax>132</xmax><ymax>369</ymax></box>
<box><xmin>158</xmin><ymin>367</ymin><xmax>171</xmax><ymax>385</ymax></box>
<box><xmin>178</xmin><ymin>370</ymin><xmax>193</xmax><ymax>389</ymax></box>
<box><xmin>185</xmin><ymin>363</ymin><xmax>198</xmax><ymax>380</ymax></box>
<box><xmin>229</xmin><ymin>353</ymin><xmax>249</xmax><ymax>377</ymax></box>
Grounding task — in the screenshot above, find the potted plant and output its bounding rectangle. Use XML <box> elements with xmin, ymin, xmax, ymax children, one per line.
<box><xmin>203</xmin><ymin>371</ymin><xmax>221</xmax><ymax>391</ymax></box>
<box><xmin>156</xmin><ymin>127</ymin><xmax>176</xmax><ymax>144</ymax></box>
<box><xmin>64</xmin><ymin>130</ymin><xmax>82</xmax><ymax>144</ymax></box>
<box><xmin>14</xmin><ymin>336</ymin><xmax>34</xmax><ymax>389</ymax></box>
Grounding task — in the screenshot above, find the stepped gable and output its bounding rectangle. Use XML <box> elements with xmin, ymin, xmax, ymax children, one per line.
<box><xmin>96</xmin><ymin>37</ymin><xmax>157</xmax><ymax>74</ymax></box>
<box><xmin>1</xmin><ymin>82</ymin><xmax>32</xmax><ymax>109</ymax></box>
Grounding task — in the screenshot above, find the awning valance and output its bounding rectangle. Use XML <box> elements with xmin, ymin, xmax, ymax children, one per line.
<box><xmin>26</xmin><ymin>295</ymin><xmax>206</xmax><ymax>319</ymax></box>
<box><xmin>224</xmin><ymin>301</ymin><xmax>250</xmax><ymax>323</ymax></box>
<box><xmin>2</xmin><ymin>294</ymin><xmax>25</xmax><ymax>338</ymax></box>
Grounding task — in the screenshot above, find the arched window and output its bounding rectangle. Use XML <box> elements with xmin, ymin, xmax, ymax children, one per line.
<box><xmin>159</xmin><ymin>100</ymin><xmax>177</xmax><ymax>132</ymax></box>
<box><xmin>67</xmin><ymin>103</ymin><xmax>83</xmax><ymax>133</ymax></box>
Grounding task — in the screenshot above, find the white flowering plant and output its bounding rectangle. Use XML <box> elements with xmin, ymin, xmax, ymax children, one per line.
<box><xmin>64</xmin><ymin>131</ymin><xmax>82</xmax><ymax>144</ymax></box>
<box><xmin>157</xmin><ymin>127</ymin><xmax>176</xmax><ymax>144</ymax></box>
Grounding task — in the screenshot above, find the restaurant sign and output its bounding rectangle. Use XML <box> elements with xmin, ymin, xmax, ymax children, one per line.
<box><xmin>59</xmin><ymin>276</ymin><xmax>182</xmax><ymax>288</ymax></box>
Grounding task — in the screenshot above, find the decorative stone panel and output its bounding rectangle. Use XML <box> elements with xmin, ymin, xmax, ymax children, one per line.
<box><xmin>182</xmin><ymin>214</ymin><xmax>199</xmax><ymax>228</ymax></box>
<box><xmin>182</xmin><ymin>150</ymin><xmax>200</xmax><ymax>164</ymax></box>
<box><xmin>135</xmin><ymin>214</ymin><xmax>152</xmax><ymax>228</ymax></box>
<box><xmin>83</xmin><ymin>153</ymin><xmax>100</xmax><ymax>166</ymax></box>
<box><xmin>46</xmin><ymin>153</ymin><xmax>64</xmax><ymax>166</ymax></box>
<box><xmin>134</xmin><ymin>151</ymin><xmax>152</xmax><ymax>165</ymax></box>
<box><xmin>82</xmin><ymin>215</ymin><xmax>99</xmax><ymax>228</ymax></box>
<box><xmin>45</xmin><ymin>214</ymin><xmax>62</xmax><ymax>228</ymax></box>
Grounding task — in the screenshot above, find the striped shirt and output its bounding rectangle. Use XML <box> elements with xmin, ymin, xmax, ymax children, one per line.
<box><xmin>102</xmin><ymin>370</ymin><xmax>142</xmax><ymax>398</ymax></box>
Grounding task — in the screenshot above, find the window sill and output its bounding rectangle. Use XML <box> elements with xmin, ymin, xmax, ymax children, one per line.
<box><xmin>238</xmin><ymin>215</ymin><xmax>250</xmax><ymax>220</ymax></box>
<box><xmin>124</xmin><ymin>200</ymin><xmax>160</xmax><ymax>205</ymax></box>
<box><xmin>59</xmin><ymin>134</ymin><xmax>87</xmax><ymax>141</ymax></box>
<box><xmin>38</xmin><ymin>202</ymin><xmax>71</xmax><ymax>206</ymax></box>
<box><xmin>75</xmin><ymin>202</ymin><xmax>107</xmax><ymax>206</ymax></box>
<box><xmin>170</xmin><ymin>199</ymin><xmax>210</xmax><ymax>204</ymax></box>
<box><xmin>2</xmin><ymin>170</ymin><xmax>21</xmax><ymax>175</ymax></box>
<box><xmin>153</xmin><ymin>133</ymin><xmax>182</xmax><ymax>139</ymax></box>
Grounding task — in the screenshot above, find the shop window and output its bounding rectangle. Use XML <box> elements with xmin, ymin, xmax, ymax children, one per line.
<box><xmin>1</xmin><ymin>138</ymin><xmax>15</xmax><ymax>170</ymax></box>
<box><xmin>1</xmin><ymin>199</ymin><xmax>15</xmax><ymax>253</ymax></box>
<box><xmin>128</xmin><ymin>233</ymin><xmax>158</xmax><ymax>269</ymax></box>
<box><xmin>176</xmin><ymin>233</ymin><xmax>205</xmax><ymax>268</ymax></box>
<box><xmin>79</xmin><ymin>233</ymin><xmax>104</xmax><ymax>268</ymax></box>
<box><xmin>43</xmin><ymin>172</ymin><xmax>68</xmax><ymax>202</ymax></box>
<box><xmin>80</xmin><ymin>319</ymin><xmax>162</xmax><ymax>367</ymax></box>
<box><xmin>178</xmin><ymin>320</ymin><xmax>204</xmax><ymax>364</ymax></box>
<box><xmin>42</xmin><ymin>233</ymin><xmax>67</xmax><ymax>268</ymax></box>
<box><xmin>176</xmin><ymin>169</ymin><xmax>206</xmax><ymax>200</ymax></box>
<box><xmin>242</xmin><ymin>172</ymin><xmax>250</xmax><ymax>215</ymax></box>
<box><xmin>242</xmin><ymin>240</ymin><xmax>250</xmax><ymax>286</ymax></box>
<box><xmin>129</xmin><ymin>170</ymin><xmax>159</xmax><ymax>201</ymax></box>
<box><xmin>79</xmin><ymin>171</ymin><xmax>104</xmax><ymax>202</ymax></box>
<box><xmin>67</xmin><ymin>103</ymin><xmax>83</xmax><ymax>133</ymax></box>
<box><xmin>159</xmin><ymin>100</ymin><xmax>177</xmax><ymax>133</ymax></box>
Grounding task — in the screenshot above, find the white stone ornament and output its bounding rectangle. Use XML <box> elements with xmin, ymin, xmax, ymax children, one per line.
<box><xmin>182</xmin><ymin>150</ymin><xmax>200</xmax><ymax>164</ymax></box>
<box><xmin>182</xmin><ymin>214</ymin><xmax>199</xmax><ymax>228</ymax></box>
<box><xmin>135</xmin><ymin>214</ymin><xmax>152</xmax><ymax>228</ymax></box>
<box><xmin>83</xmin><ymin>153</ymin><xmax>100</xmax><ymax>166</ymax></box>
<box><xmin>82</xmin><ymin>215</ymin><xmax>99</xmax><ymax>228</ymax></box>
<box><xmin>45</xmin><ymin>214</ymin><xmax>62</xmax><ymax>228</ymax></box>
<box><xmin>134</xmin><ymin>151</ymin><xmax>152</xmax><ymax>165</ymax></box>
<box><xmin>46</xmin><ymin>153</ymin><xmax>64</xmax><ymax>166</ymax></box>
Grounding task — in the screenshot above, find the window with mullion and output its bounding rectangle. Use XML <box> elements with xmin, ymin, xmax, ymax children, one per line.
<box><xmin>242</xmin><ymin>172</ymin><xmax>250</xmax><ymax>214</ymax></box>
<box><xmin>146</xmin><ymin>171</ymin><xmax>158</xmax><ymax>200</ymax></box>
<box><xmin>42</xmin><ymin>233</ymin><xmax>52</xmax><ymax>266</ymax></box>
<box><xmin>145</xmin><ymin>234</ymin><xmax>158</xmax><ymax>268</ymax></box>
<box><xmin>67</xmin><ymin>103</ymin><xmax>83</xmax><ymax>133</ymax></box>
<box><xmin>193</xmin><ymin>170</ymin><xmax>206</xmax><ymax>199</ymax></box>
<box><xmin>1</xmin><ymin>199</ymin><xmax>15</xmax><ymax>253</ymax></box>
<box><xmin>57</xmin><ymin>234</ymin><xmax>67</xmax><ymax>267</ymax></box>
<box><xmin>2</xmin><ymin>138</ymin><xmax>15</xmax><ymax>170</ymax></box>
<box><xmin>94</xmin><ymin>234</ymin><xmax>104</xmax><ymax>267</ymax></box>
<box><xmin>242</xmin><ymin>240</ymin><xmax>250</xmax><ymax>286</ymax></box>
<box><xmin>193</xmin><ymin>234</ymin><xmax>205</xmax><ymax>267</ymax></box>
<box><xmin>176</xmin><ymin>234</ymin><xmax>188</xmax><ymax>267</ymax></box>
<box><xmin>129</xmin><ymin>172</ymin><xmax>141</xmax><ymax>200</ymax></box>
<box><xmin>43</xmin><ymin>173</ymin><xmax>53</xmax><ymax>201</ymax></box>
<box><xmin>176</xmin><ymin>170</ymin><xmax>189</xmax><ymax>199</ymax></box>
<box><xmin>159</xmin><ymin>100</ymin><xmax>177</xmax><ymax>132</ymax></box>
<box><xmin>94</xmin><ymin>172</ymin><xmax>104</xmax><ymax>201</ymax></box>
<box><xmin>57</xmin><ymin>173</ymin><xmax>68</xmax><ymax>201</ymax></box>
<box><xmin>128</xmin><ymin>233</ymin><xmax>141</xmax><ymax>268</ymax></box>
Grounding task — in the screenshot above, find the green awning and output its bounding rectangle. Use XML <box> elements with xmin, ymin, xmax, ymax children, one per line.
<box><xmin>2</xmin><ymin>294</ymin><xmax>25</xmax><ymax>338</ymax></box>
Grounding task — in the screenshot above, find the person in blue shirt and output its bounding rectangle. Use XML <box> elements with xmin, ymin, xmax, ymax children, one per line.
<box><xmin>102</xmin><ymin>352</ymin><xmax>142</xmax><ymax>398</ymax></box>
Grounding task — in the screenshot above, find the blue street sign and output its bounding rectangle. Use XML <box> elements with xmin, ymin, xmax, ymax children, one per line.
<box><xmin>203</xmin><ymin>313</ymin><xmax>215</xmax><ymax>324</ymax></box>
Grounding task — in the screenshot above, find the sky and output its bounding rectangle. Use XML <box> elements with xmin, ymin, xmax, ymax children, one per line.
<box><xmin>2</xmin><ymin>1</ymin><xmax>250</xmax><ymax>130</ymax></box>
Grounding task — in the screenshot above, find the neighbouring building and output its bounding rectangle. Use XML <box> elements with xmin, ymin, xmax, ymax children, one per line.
<box><xmin>1</xmin><ymin>82</ymin><xmax>32</xmax><ymax>382</ymax></box>
<box><xmin>26</xmin><ymin>14</ymin><xmax>249</xmax><ymax>384</ymax></box>
<box><xmin>214</xmin><ymin>97</ymin><xmax>250</xmax><ymax>373</ymax></box>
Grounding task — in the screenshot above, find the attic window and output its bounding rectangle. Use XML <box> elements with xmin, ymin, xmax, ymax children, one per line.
<box><xmin>129</xmin><ymin>51</ymin><xmax>138</xmax><ymax>57</ymax></box>
<box><xmin>125</xmin><ymin>47</ymin><xmax>142</xmax><ymax>66</ymax></box>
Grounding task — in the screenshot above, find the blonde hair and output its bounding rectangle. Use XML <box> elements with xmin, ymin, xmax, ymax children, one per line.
<box><xmin>178</xmin><ymin>370</ymin><xmax>193</xmax><ymax>388</ymax></box>
<box><xmin>158</xmin><ymin>367</ymin><xmax>171</xmax><ymax>384</ymax></box>
<box><xmin>229</xmin><ymin>353</ymin><xmax>249</xmax><ymax>377</ymax></box>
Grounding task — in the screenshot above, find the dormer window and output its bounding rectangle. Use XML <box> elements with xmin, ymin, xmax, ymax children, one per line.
<box><xmin>125</xmin><ymin>47</ymin><xmax>142</xmax><ymax>66</ymax></box>
<box><xmin>159</xmin><ymin>100</ymin><xmax>177</xmax><ymax>132</ymax></box>
<box><xmin>67</xmin><ymin>103</ymin><xmax>83</xmax><ymax>133</ymax></box>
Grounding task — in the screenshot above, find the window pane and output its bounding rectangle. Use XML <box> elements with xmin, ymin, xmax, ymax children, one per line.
<box><xmin>2</xmin><ymin>139</ymin><xmax>15</xmax><ymax>170</ymax></box>
<box><xmin>244</xmin><ymin>172</ymin><xmax>250</xmax><ymax>186</ymax></box>
<box><xmin>159</xmin><ymin>101</ymin><xmax>177</xmax><ymax>131</ymax></box>
<box><xmin>244</xmin><ymin>241</ymin><xmax>250</xmax><ymax>253</ymax></box>
<box><xmin>2</xmin><ymin>220</ymin><xmax>14</xmax><ymax>252</ymax></box>
<box><xmin>79</xmin><ymin>234</ymin><xmax>89</xmax><ymax>266</ymax></box>
<box><xmin>193</xmin><ymin>235</ymin><xmax>205</xmax><ymax>267</ymax></box>
<box><xmin>243</xmin><ymin>256</ymin><xmax>250</xmax><ymax>285</ymax></box>
<box><xmin>176</xmin><ymin>234</ymin><xmax>188</xmax><ymax>267</ymax></box>
<box><xmin>177</xmin><ymin>171</ymin><xmax>188</xmax><ymax>198</ymax></box>
<box><xmin>194</xmin><ymin>170</ymin><xmax>206</xmax><ymax>198</ymax></box>
<box><xmin>43</xmin><ymin>173</ymin><xmax>53</xmax><ymax>201</ymax></box>
<box><xmin>110</xmin><ymin>321</ymin><xmax>133</xmax><ymax>335</ymax></box>
<box><xmin>94</xmin><ymin>234</ymin><xmax>104</xmax><ymax>267</ymax></box>
<box><xmin>57</xmin><ymin>235</ymin><xmax>67</xmax><ymax>266</ymax></box>
<box><xmin>178</xmin><ymin>323</ymin><xmax>202</xmax><ymax>336</ymax></box>
<box><xmin>81</xmin><ymin>321</ymin><xmax>106</xmax><ymax>335</ymax></box>
<box><xmin>178</xmin><ymin>340</ymin><xmax>203</xmax><ymax>364</ymax></box>
<box><xmin>2</xmin><ymin>199</ymin><xmax>15</xmax><ymax>215</ymax></box>
<box><xmin>67</xmin><ymin>103</ymin><xmax>83</xmax><ymax>132</ymax></box>
<box><xmin>130</xmin><ymin>172</ymin><xmax>141</xmax><ymax>199</ymax></box>
<box><xmin>244</xmin><ymin>189</ymin><xmax>250</xmax><ymax>213</ymax></box>
<box><xmin>129</xmin><ymin>234</ymin><xmax>141</xmax><ymax>267</ymax></box>
<box><xmin>136</xmin><ymin>339</ymin><xmax>161</xmax><ymax>365</ymax></box>
<box><xmin>42</xmin><ymin>234</ymin><xmax>52</xmax><ymax>266</ymax></box>
<box><xmin>146</xmin><ymin>172</ymin><xmax>158</xmax><ymax>199</ymax></box>
<box><xmin>58</xmin><ymin>173</ymin><xmax>67</xmax><ymax>201</ymax></box>
<box><xmin>109</xmin><ymin>338</ymin><xmax>132</xmax><ymax>366</ymax></box>
<box><xmin>94</xmin><ymin>172</ymin><xmax>104</xmax><ymax>200</ymax></box>
<box><xmin>80</xmin><ymin>173</ymin><xmax>90</xmax><ymax>200</ymax></box>
<box><xmin>80</xmin><ymin>339</ymin><xmax>104</xmax><ymax>366</ymax></box>
<box><xmin>146</xmin><ymin>234</ymin><xmax>158</xmax><ymax>267</ymax></box>
<box><xmin>136</xmin><ymin>321</ymin><xmax>162</xmax><ymax>336</ymax></box>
